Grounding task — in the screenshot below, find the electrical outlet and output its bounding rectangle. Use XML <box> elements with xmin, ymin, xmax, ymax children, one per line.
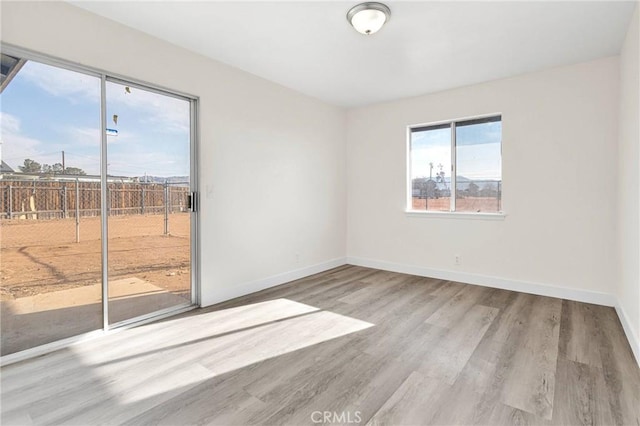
<box><xmin>455</xmin><ymin>254</ymin><xmax>461</xmax><ymax>266</ymax></box>
<box><xmin>295</xmin><ymin>253</ymin><xmax>300</xmax><ymax>264</ymax></box>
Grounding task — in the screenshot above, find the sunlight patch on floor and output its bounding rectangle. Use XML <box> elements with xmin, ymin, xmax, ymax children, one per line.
<box><xmin>64</xmin><ymin>299</ymin><xmax>373</xmax><ymax>408</ymax></box>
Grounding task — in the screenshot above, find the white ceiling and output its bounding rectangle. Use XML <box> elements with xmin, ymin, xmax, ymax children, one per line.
<box><xmin>72</xmin><ymin>1</ymin><xmax>636</xmax><ymax>107</ymax></box>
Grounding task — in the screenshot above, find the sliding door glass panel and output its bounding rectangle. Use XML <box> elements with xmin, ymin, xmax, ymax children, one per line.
<box><xmin>0</xmin><ymin>57</ymin><xmax>102</xmax><ymax>355</ymax></box>
<box><xmin>455</xmin><ymin>118</ymin><xmax>502</xmax><ymax>213</ymax></box>
<box><xmin>105</xmin><ymin>80</ymin><xmax>191</xmax><ymax>325</ymax></box>
<box><xmin>410</xmin><ymin>125</ymin><xmax>452</xmax><ymax>211</ymax></box>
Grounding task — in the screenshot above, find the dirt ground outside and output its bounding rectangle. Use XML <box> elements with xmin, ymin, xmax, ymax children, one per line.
<box><xmin>0</xmin><ymin>214</ymin><xmax>191</xmax><ymax>302</ymax></box>
<box><xmin>411</xmin><ymin>196</ymin><xmax>501</xmax><ymax>212</ymax></box>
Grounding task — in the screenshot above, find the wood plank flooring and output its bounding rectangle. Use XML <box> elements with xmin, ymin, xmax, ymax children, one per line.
<box><xmin>1</xmin><ymin>265</ymin><xmax>639</xmax><ymax>425</ymax></box>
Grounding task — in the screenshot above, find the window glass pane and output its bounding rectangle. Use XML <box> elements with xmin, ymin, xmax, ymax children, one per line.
<box><xmin>105</xmin><ymin>81</ymin><xmax>192</xmax><ymax>325</ymax></box>
<box><xmin>455</xmin><ymin>119</ymin><xmax>502</xmax><ymax>213</ymax></box>
<box><xmin>0</xmin><ymin>58</ymin><xmax>102</xmax><ymax>355</ymax></box>
<box><xmin>410</xmin><ymin>126</ymin><xmax>452</xmax><ymax>212</ymax></box>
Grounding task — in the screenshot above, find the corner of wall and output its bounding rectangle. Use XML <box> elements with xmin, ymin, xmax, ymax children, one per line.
<box><xmin>615</xmin><ymin>300</ymin><xmax>640</xmax><ymax>366</ymax></box>
<box><xmin>616</xmin><ymin>3</ymin><xmax>640</xmax><ymax>367</ymax></box>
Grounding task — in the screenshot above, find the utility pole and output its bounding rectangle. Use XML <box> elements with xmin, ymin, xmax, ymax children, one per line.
<box><xmin>62</xmin><ymin>150</ymin><xmax>65</xmax><ymax>174</ymax></box>
<box><xmin>426</xmin><ymin>162</ymin><xmax>434</xmax><ymax>211</ymax></box>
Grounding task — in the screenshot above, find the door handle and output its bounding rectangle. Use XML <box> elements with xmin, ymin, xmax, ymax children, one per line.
<box><xmin>187</xmin><ymin>192</ymin><xmax>198</xmax><ymax>213</ymax></box>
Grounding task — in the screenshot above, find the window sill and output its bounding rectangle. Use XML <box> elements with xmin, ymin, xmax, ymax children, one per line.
<box><xmin>404</xmin><ymin>210</ymin><xmax>506</xmax><ymax>220</ymax></box>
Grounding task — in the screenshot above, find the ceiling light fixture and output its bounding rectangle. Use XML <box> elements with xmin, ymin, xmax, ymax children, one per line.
<box><xmin>347</xmin><ymin>2</ymin><xmax>391</xmax><ymax>35</ymax></box>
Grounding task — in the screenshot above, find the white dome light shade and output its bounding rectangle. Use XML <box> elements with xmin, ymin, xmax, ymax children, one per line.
<box><xmin>347</xmin><ymin>3</ymin><xmax>391</xmax><ymax>35</ymax></box>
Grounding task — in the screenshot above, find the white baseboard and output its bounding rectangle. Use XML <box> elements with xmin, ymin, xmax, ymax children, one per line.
<box><xmin>202</xmin><ymin>257</ymin><xmax>348</xmax><ymax>307</ymax></box>
<box><xmin>347</xmin><ymin>256</ymin><xmax>616</xmax><ymax>306</ymax></box>
<box><xmin>615</xmin><ymin>301</ymin><xmax>640</xmax><ymax>367</ymax></box>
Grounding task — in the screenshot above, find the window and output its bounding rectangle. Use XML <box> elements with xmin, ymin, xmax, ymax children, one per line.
<box><xmin>408</xmin><ymin>115</ymin><xmax>502</xmax><ymax>214</ymax></box>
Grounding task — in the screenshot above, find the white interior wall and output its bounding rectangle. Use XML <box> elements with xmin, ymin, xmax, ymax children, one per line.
<box><xmin>617</xmin><ymin>4</ymin><xmax>640</xmax><ymax>359</ymax></box>
<box><xmin>346</xmin><ymin>57</ymin><xmax>620</xmax><ymax>303</ymax></box>
<box><xmin>1</xmin><ymin>1</ymin><xmax>638</xmax><ymax>362</ymax></box>
<box><xmin>0</xmin><ymin>1</ymin><xmax>347</xmax><ymax>307</ymax></box>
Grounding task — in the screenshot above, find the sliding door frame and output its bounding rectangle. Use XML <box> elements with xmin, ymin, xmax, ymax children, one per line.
<box><xmin>100</xmin><ymin>74</ymin><xmax>110</xmax><ymax>330</ymax></box>
<box><xmin>0</xmin><ymin>43</ymin><xmax>200</xmax><ymax>365</ymax></box>
<box><xmin>103</xmin><ymin>76</ymin><xmax>198</xmax><ymax>329</ymax></box>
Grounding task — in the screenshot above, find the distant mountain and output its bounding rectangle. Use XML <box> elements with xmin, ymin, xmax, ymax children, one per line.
<box><xmin>138</xmin><ymin>176</ymin><xmax>189</xmax><ymax>184</ymax></box>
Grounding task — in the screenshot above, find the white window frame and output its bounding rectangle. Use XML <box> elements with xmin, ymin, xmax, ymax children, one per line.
<box><xmin>405</xmin><ymin>113</ymin><xmax>505</xmax><ymax>220</ymax></box>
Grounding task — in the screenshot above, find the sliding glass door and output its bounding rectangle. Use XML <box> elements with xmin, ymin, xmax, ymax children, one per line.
<box><xmin>105</xmin><ymin>79</ymin><xmax>193</xmax><ymax>325</ymax></box>
<box><xmin>0</xmin><ymin>48</ymin><xmax>197</xmax><ymax>358</ymax></box>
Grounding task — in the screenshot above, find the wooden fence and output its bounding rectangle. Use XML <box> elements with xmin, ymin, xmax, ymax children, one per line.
<box><xmin>0</xmin><ymin>179</ymin><xmax>190</xmax><ymax>220</ymax></box>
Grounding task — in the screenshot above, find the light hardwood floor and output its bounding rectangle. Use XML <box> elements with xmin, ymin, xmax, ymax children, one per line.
<box><xmin>2</xmin><ymin>266</ymin><xmax>639</xmax><ymax>425</ymax></box>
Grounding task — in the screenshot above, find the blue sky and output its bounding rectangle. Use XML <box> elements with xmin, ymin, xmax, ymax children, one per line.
<box><xmin>411</xmin><ymin>120</ymin><xmax>502</xmax><ymax>181</ymax></box>
<box><xmin>1</xmin><ymin>60</ymin><xmax>190</xmax><ymax>178</ymax></box>
<box><xmin>2</xmin><ymin>60</ymin><xmax>498</xmax><ymax>181</ymax></box>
